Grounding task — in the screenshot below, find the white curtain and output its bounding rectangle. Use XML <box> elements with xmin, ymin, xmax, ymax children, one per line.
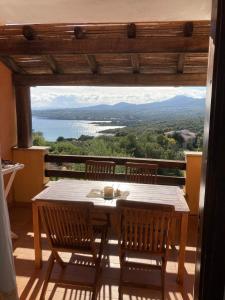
<box><xmin>0</xmin><ymin>161</ymin><xmax>18</xmax><ymax>300</ymax></box>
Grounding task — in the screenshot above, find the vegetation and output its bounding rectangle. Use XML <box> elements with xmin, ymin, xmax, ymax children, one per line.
<box><xmin>33</xmin><ymin>116</ymin><xmax>204</xmax><ymax>176</ymax></box>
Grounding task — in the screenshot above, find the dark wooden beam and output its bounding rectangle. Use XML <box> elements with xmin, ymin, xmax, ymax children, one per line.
<box><xmin>0</xmin><ymin>55</ymin><xmax>26</xmax><ymax>74</ymax></box>
<box><xmin>15</xmin><ymin>85</ymin><xmax>32</xmax><ymax>148</ymax></box>
<box><xmin>43</xmin><ymin>55</ymin><xmax>63</xmax><ymax>74</ymax></box>
<box><xmin>45</xmin><ymin>154</ymin><xmax>186</xmax><ymax>170</ymax></box>
<box><xmin>45</xmin><ymin>169</ymin><xmax>185</xmax><ymax>186</ymax></box>
<box><xmin>74</xmin><ymin>26</ymin><xmax>85</xmax><ymax>39</ymax></box>
<box><xmin>127</xmin><ymin>23</ymin><xmax>136</xmax><ymax>38</ymax></box>
<box><xmin>13</xmin><ymin>73</ymin><xmax>207</xmax><ymax>87</ymax></box>
<box><xmin>22</xmin><ymin>25</ymin><xmax>37</xmax><ymax>40</ymax></box>
<box><xmin>194</xmin><ymin>0</ymin><xmax>225</xmax><ymax>299</ymax></box>
<box><xmin>177</xmin><ymin>53</ymin><xmax>185</xmax><ymax>74</ymax></box>
<box><xmin>85</xmin><ymin>55</ymin><xmax>98</xmax><ymax>74</ymax></box>
<box><xmin>130</xmin><ymin>54</ymin><xmax>140</xmax><ymax>73</ymax></box>
<box><xmin>184</xmin><ymin>21</ymin><xmax>194</xmax><ymax>37</ymax></box>
<box><xmin>0</xmin><ymin>36</ymin><xmax>209</xmax><ymax>55</ymax></box>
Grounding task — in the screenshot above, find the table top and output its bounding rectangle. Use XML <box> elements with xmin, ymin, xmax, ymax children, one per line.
<box><xmin>33</xmin><ymin>179</ymin><xmax>189</xmax><ymax>213</ymax></box>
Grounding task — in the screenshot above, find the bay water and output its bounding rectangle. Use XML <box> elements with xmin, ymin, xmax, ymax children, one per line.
<box><xmin>32</xmin><ymin>117</ymin><xmax>125</xmax><ymax>141</ymax></box>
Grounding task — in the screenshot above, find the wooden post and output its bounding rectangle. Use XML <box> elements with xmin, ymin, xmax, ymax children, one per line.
<box><xmin>15</xmin><ymin>85</ymin><xmax>32</xmax><ymax>148</ymax></box>
<box><xmin>185</xmin><ymin>152</ymin><xmax>202</xmax><ymax>215</ymax></box>
<box><xmin>194</xmin><ymin>1</ymin><xmax>225</xmax><ymax>299</ymax></box>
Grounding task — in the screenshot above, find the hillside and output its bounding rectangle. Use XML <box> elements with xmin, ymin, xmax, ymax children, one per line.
<box><xmin>32</xmin><ymin>96</ymin><xmax>205</xmax><ymax>122</ymax></box>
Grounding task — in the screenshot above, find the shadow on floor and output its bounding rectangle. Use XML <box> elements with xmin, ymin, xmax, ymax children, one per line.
<box><xmin>11</xmin><ymin>207</ymin><xmax>196</xmax><ymax>300</ymax></box>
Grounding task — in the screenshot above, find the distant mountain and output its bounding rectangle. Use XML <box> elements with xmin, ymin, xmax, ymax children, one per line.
<box><xmin>32</xmin><ymin>96</ymin><xmax>205</xmax><ymax>122</ymax></box>
<box><xmin>71</xmin><ymin>96</ymin><xmax>204</xmax><ymax>112</ymax></box>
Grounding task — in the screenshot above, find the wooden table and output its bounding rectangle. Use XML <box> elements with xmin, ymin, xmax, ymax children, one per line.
<box><xmin>32</xmin><ymin>179</ymin><xmax>189</xmax><ymax>284</ymax></box>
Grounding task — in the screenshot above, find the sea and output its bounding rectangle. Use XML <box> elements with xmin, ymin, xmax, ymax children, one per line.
<box><xmin>32</xmin><ymin>117</ymin><xmax>125</xmax><ymax>141</ymax></box>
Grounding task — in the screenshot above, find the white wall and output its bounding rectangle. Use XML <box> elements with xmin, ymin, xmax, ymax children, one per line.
<box><xmin>0</xmin><ymin>0</ymin><xmax>211</xmax><ymax>25</ymax></box>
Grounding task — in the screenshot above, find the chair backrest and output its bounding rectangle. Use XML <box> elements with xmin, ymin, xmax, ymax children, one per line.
<box><xmin>85</xmin><ymin>160</ymin><xmax>116</xmax><ymax>181</ymax></box>
<box><xmin>117</xmin><ymin>200</ymin><xmax>174</xmax><ymax>255</ymax></box>
<box><xmin>125</xmin><ymin>162</ymin><xmax>158</xmax><ymax>184</ymax></box>
<box><xmin>37</xmin><ymin>200</ymin><xmax>96</xmax><ymax>253</ymax></box>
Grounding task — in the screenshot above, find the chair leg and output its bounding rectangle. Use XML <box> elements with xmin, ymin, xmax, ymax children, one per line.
<box><xmin>161</xmin><ymin>260</ymin><xmax>166</xmax><ymax>300</ymax></box>
<box><xmin>91</xmin><ymin>275</ymin><xmax>99</xmax><ymax>299</ymax></box>
<box><xmin>40</xmin><ymin>253</ymin><xmax>55</xmax><ymax>300</ymax></box>
<box><xmin>53</xmin><ymin>250</ymin><xmax>66</xmax><ymax>269</ymax></box>
<box><xmin>92</xmin><ymin>259</ymin><xmax>101</xmax><ymax>300</ymax></box>
<box><xmin>118</xmin><ymin>267</ymin><xmax>123</xmax><ymax>300</ymax></box>
<box><xmin>119</xmin><ymin>251</ymin><xmax>125</xmax><ymax>300</ymax></box>
<box><xmin>118</xmin><ymin>286</ymin><xmax>123</xmax><ymax>300</ymax></box>
<box><xmin>170</xmin><ymin>218</ymin><xmax>177</xmax><ymax>248</ymax></box>
<box><xmin>92</xmin><ymin>289</ymin><xmax>97</xmax><ymax>300</ymax></box>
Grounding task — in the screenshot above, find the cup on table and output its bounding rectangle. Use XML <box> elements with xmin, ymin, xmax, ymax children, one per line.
<box><xmin>103</xmin><ymin>186</ymin><xmax>114</xmax><ymax>199</ymax></box>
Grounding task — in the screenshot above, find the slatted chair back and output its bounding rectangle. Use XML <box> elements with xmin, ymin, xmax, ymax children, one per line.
<box><xmin>125</xmin><ymin>162</ymin><xmax>158</xmax><ymax>184</ymax></box>
<box><xmin>38</xmin><ymin>200</ymin><xmax>96</xmax><ymax>254</ymax></box>
<box><xmin>117</xmin><ymin>200</ymin><xmax>174</xmax><ymax>255</ymax></box>
<box><xmin>85</xmin><ymin>160</ymin><xmax>116</xmax><ymax>181</ymax></box>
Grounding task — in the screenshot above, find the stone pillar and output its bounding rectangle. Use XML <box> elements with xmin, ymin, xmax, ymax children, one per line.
<box><xmin>185</xmin><ymin>151</ymin><xmax>202</xmax><ymax>215</ymax></box>
<box><xmin>12</xmin><ymin>146</ymin><xmax>49</xmax><ymax>203</ymax></box>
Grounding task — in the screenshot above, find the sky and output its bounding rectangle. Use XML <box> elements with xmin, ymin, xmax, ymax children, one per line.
<box><xmin>31</xmin><ymin>86</ymin><xmax>206</xmax><ymax>110</ymax></box>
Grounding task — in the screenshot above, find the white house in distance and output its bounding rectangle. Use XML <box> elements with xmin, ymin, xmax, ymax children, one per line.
<box><xmin>165</xmin><ymin>129</ymin><xmax>196</xmax><ymax>147</ymax></box>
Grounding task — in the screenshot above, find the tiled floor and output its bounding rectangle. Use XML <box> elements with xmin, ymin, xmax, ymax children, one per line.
<box><xmin>10</xmin><ymin>207</ymin><xmax>197</xmax><ymax>300</ymax></box>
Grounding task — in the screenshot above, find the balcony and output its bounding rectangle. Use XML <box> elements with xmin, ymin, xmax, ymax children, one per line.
<box><xmin>9</xmin><ymin>149</ymin><xmax>202</xmax><ymax>300</ymax></box>
<box><xmin>0</xmin><ymin>20</ymin><xmax>205</xmax><ymax>299</ymax></box>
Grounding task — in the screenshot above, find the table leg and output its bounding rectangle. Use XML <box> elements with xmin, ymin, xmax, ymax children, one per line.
<box><xmin>177</xmin><ymin>213</ymin><xmax>188</xmax><ymax>284</ymax></box>
<box><xmin>4</xmin><ymin>171</ymin><xmax>18</xmax><ymax>239</ymax></box>
<box><xmin>170</xmin><ymin>217</ymin><xmax>177</xmax><ymax>248</ymax></box>
<box><xmin>4</xmin><ymin>170</ymin><xmax>16</xmax><ymax>199</ymax></box>
<box><xmin>32</xmin><ymin>203</ymin><xmax>42</xmax><ymax>269</ymax></box>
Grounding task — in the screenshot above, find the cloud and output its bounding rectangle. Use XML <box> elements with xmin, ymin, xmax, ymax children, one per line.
<box><xmin>31</xmin><ymin>86</ymin><xmax>206</xmax><ymax>109</ymax></box>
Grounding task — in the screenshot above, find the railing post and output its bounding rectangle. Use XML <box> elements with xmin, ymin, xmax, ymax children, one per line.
<box><xmin>12</xmin><ymin>146</ymin><xmax>49</xmax><ymax>203</ymax></box>
<box><xmin>185</xmin><ymin>151</ymin><xmax>202</xmax><ymax>215</ymax></box>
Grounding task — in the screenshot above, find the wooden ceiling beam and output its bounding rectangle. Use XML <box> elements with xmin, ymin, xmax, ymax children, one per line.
<box><xmin>13</xmin><ymin>73</ymin><xmax>207</xmax><ymax>87</ymax></box>
<box><xmin>127</xmin><ymin>23</ymin><xmax>136</xmax><ymax>38</ymax></box>
<box><xmin>74</xmin><ymin>26</ymin><xmax>85</xmax><ymax>39</ymax></box>
<box><xmin>85</xmin><ymin>55</ymin><xmax>98</xmax><ymax>74</ymax></box>
<box><xmin>184</xmin><ymin>22</ymin><xmax>194</xmax><ymax>37</ymax></box>
<box><xmin>131</xmin><ymin>54</ymin><xmax>140</xmax><ymax>73</ymax></box>
<box><xmin>22</xmin><ymin>25</ymin><xmax>37</xmax><ymax>40</ymax></box>
<box><xmin>177</xmin><ymin>53</ymin><xmax>185</xmax><ymax>74</ymax></box>
<box><xmin>0</xmin><ymin>36</ymin><xmax>209</xmax><ymax>55</ymax></box>
<box><xmin>43</xmin><ymin>55</ymin><xmax>63</xmax><ymax>74</ymax></box>
<box><xmin>0</xmin><ymin>55</ymin><xmax>27</xmax><ymax>74</ymax></box>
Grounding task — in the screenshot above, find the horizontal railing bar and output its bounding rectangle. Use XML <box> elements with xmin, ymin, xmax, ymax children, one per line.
<box><xmin>45</xmin><ymin>170</ymin><xmax>185</xmax><ymax>186</ymax></box>
<box><xmin>45</xmin><ymin>154</ymin><xmax>186</xmax><ymax>170</ymax></box>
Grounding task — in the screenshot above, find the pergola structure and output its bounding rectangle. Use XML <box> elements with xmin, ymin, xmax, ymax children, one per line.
<box><xmin>0</xmin><ymin>21</ymin><xmax>209</xmax><ymax>149</ymax></box>
<box><xmin>0</xmin><ymin>21</ymin><xmax>209</xmax><ymax>86</ymax></box>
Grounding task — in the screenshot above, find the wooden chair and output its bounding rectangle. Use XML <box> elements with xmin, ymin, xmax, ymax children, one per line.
<box><xmin>85</xmin><ymin>160</ymin><xmax>116</xmax><ymax>230</ymax></box>
<box><xmin>125</xmin><ymin>162</ymin><xmax>158</xmax><ymax>184</ymax></box>
<box><xmin>38</xmin><ymin>200</ymin><xmax>107</xmax><ymax>300</ymax></box>
<box><xmin>117</xmin><ymin>200</ymin><xmax>174</xmax><ymax>300</ymax></box>
<box><xmin>85</xmin><ymin>160</ymin><xmax>116</xmax><ymax>181</ymax></box>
